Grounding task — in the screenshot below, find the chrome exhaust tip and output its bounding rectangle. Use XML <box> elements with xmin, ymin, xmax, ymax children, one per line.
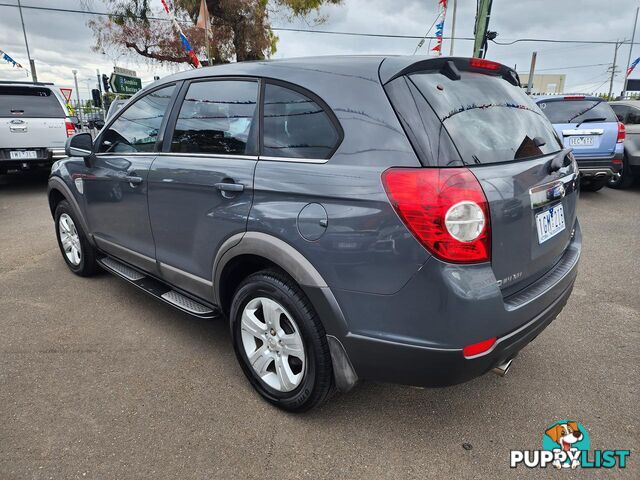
<box><xmin>492</xmin><ymin>359</ymin><xmax>513</xmax><ymax>377</ymax></box>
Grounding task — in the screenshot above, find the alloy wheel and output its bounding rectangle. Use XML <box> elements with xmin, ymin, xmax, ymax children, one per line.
<box><xmin>240</xmin><ymin>297</ymin><xmax>306</xmax><ymax>392</ymax></box>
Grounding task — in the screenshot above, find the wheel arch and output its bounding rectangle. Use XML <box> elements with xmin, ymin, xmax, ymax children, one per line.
<box><xmin>47</xmin><ymin>177</ymin><xmax>91</xmax><ymax>239</ymax></box>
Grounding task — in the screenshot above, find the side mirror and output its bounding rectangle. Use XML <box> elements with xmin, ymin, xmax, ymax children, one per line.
<box><xmin>65</xmin><ymin>132</ymin><xmax>94</xmax><ymax>166</ymax></box>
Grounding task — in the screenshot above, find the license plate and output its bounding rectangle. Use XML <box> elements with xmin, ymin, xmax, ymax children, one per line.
<box><xmin>569</xmin><ymin>136</ymin><xmax>594</xmax><ymax>146</ymax></box>
<box><xmin>536</xmin><ymin>204</ymin><xmax>566</xmax><ymax>244</ymax></box>
<box><xmin>9</xmin><ymin>150</ymin><xmax>38</xmax><ymax>160</ymax></box>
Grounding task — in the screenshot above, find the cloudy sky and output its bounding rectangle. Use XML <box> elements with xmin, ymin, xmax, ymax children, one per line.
<box><xmin>0</xmin><ymin>0</ymin><xmax>638</xmax><ymax>98</ymax></box>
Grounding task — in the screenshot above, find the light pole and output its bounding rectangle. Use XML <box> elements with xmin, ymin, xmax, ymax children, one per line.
<box><xmin>448</xmin><ymin>0</ymin><xmax>457</xmax><ymax>56</ymax></box>
<box><xmin>17</xmin><ymin>0</ymin><xmax>37</xmax><ymax>81</ymax></box>
<box><xmin>622</xmin><ymin>7</ymin><xmax>639</xmax><ymax>98</ymax></box>
<box><xmin>72</xmin><ymin>69</ymin><xmax>83</xmax><ymax>129</ymax></box>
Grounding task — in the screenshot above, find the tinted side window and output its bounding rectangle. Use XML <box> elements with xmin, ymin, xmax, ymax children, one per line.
<box><xmin>98</xmin><ymin>85</ymin><xmax>175</xmax><ymax>153</ymax></box>
<box><xmin>170</xmin><ymin>80</ymin><xmax>258</xmax><ymax>155</ymax></box>
<box><xmin>628</xmin><ymin>107</ymin><xmax>640</xmax><ymax>124</ymax></box>
<box><xmin>609</xmin><ymin>104</ymin><xmax>629</xmax><ymax>123</ymax></box>
<box><xmin>263</xmin><ymin>83</ymin><xmax>339</xmax><ymax>159</ymax></box>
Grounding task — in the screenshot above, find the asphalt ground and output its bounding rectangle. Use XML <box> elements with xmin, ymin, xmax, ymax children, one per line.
<box><xmin>1</xmin><ymin>172</ymin><xmax>638</xmax><ymax>479</ymax></box>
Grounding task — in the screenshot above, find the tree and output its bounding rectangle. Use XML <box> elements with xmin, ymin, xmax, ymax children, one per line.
<box><xmin>89</xmin><ymin>0</ymin><xmax>342</xmax><ymax>66</ymax></box>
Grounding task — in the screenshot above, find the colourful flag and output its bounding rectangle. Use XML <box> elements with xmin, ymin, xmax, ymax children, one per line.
<box><xmin>160</xmin><ymin>0</ymin><xmax>201</xmax><ymax>68</ymax></box>
<box><xmin>431</xmin><ymin>1</ymin><xmax>448</xmax><ymax>56</ymax></box>
<box><xmin>627</xmin><ymin>57</ymin><xmax>640</xmax><ymax>77</ymax></box>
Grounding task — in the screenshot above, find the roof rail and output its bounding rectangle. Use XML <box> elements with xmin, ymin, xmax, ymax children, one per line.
<box><xmin>0</xmin><ymin>80</ymin><xmax>55</xmax><ymax>86</ymax></box>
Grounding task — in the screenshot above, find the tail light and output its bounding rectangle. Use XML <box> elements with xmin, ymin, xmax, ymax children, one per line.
<box><xmin>463</xmin><ymin>337</ymin><xmax>496</xmax><ymax>358</ymax></box>
<box><xmin>65</xmin><ymin>121</ymin><xmax>76</xmax><ymax>137</ymax></box>
<box><xmin>469</xmin><ymin>58</ymin><xmax>501</xmax><ymax>71</ymax></box>
<box><xmin>382</xmin><ymin>168</ymin><xmax>491</xmax><ymax>263</ymax></box>
<box><xmin>617</xmin><ymin>121</ymin><xmax>626</xmax><ymax>143</ymax></box>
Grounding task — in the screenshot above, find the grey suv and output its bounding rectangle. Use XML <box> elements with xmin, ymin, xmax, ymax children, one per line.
<box><xmin>48</xmin><ymin>56</ymin><xmax>581</xmax><ymax>411</ymax></box>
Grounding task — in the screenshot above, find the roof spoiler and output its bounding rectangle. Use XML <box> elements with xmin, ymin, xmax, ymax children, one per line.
<box><xmin>379</xmin><ymin>56</ymin><xmax>520</xmax><ymax>87</ymax></box>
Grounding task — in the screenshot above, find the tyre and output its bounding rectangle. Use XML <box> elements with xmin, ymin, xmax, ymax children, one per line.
<box><xmin>581</xmin><ymin>177</ymin><xmax>606</xmax><ymax>192</ymax></box>
<box><xmin>54</xmin><ymin>200</ymin><xmax>98</xmax><ymax>276</ymax></box>
<box><xmin>607</xmin><ymin>157</ymin><xmax>635</xmax><ymax>189</ymax></box>
<box><xmin>230</xmin><ymin>269</ymin><xmax>334</xmax><ymax>412</ymax></box>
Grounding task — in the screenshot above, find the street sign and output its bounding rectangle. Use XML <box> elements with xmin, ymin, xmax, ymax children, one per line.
<box><xmin>114</xmin><ymin>66</ymin><xmax>137</xmax><ymax>77</ymax></box>
<box><xmin>627</xmin><ymin>79</ymin><xmax>640</xmax><ymax>91</ymax></box>
<box><xmin>109</xmin><ymin>73</ymin><xmax>142</xmax><ymax>95</ymax></box>
<box><xmin>60</xmin><ymin>88</ymin><xmax>72</xmax><ymax>102</ymax></box>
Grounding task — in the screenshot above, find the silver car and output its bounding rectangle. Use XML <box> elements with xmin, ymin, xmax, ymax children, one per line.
<box><xmin>0</xmin><ymin>81</ymin><xmax>74</xmax><ymax>175</ymax></box>
<box><xmin>609</xmin><ymin>99</ymin><xmax>640</xmax><ymax>188</ymax></box>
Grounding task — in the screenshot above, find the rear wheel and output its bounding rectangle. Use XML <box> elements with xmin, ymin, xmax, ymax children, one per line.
<box><xmin>54</xmin><ymin>200</ymin><xmax>98</xmax><ymax>276</ymax></box>
<box><xmin>230</xmin><ymin>269</ymin><xmax>334</xmax><ymax>412</ymax></box>
<box><xmin>581</xmin><ymin>177</ymin><xmax>607</xmax><ymax>192</ymax></box>
<box><xmin>607</xmin><ymin>157</ymin><xmax>635</xmax><ymax>189</ymax></box>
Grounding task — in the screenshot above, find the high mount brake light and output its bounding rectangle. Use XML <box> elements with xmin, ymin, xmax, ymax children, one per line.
<box><xmin>382</xmin><ymin>168</ymin><xmax>491</xmax><ymax>263</ymax></box>
<box><xmin>563</xmin><ymin>95</ymin><xmax>585</xmax><ymax>100</ymax></box>
<box><xmin>617</xmin><ymin>122</ymin><xmax>626</xmax><ymax>143</ymax></box>
<box><xmin>469</xmin><ymin>58</ymin><xmax>501</xmax><ymax>71</ymax></box>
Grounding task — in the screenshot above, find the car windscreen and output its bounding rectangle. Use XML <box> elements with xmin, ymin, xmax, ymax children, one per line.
<box><xmin>536</xmin><ymin>99</ymin><xmax>617</xmax><ymax>124</ymax></box>
<box><xmin>407</xmin><ymin>71</ymin><xmax>562</xmax><ymax>165</ymax></box>
<box><xmin>0</xmin><ymin>86</ymin><xmax>66</xmax><ymax>118</ymax></box>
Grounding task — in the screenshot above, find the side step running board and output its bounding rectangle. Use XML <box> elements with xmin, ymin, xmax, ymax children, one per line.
<box><xmin>97</xmin><ymin>256</ymin><xmax>218</xmax><ymax>319</ymax></box>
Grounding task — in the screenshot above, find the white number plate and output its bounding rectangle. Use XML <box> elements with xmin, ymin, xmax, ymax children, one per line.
<box><xmin>9</xmin><ymin>150</ymin><xmax>38</xmax><ymax>160</ymax></box>
<box><xmin>536</xmin><ymin>204</ymin><xmax>566</xmax><ymax>244</ymax></box>
<box><xmin>569</xmin><ymin>136</ymin><xmax>594</xmax><ymax>146</ymax></box>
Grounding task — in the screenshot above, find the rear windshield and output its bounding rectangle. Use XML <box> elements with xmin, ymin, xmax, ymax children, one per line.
<box><xmin>407</xmin><ymin>72</ymin><xmax>562</xmax><ymax>165</ymax></box>
<box><xmin>0</xmin><ymin>86</ymin><xmax>65</xmax><ymax>118</ymax></box>
<box><xmin>536</xmin><ymin>99</ymin><xmax>617</xmax><ymax>124</ymax></box>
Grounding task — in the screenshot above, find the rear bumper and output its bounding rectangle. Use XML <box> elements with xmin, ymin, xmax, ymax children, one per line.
<box><xmin>575</xmin><ymin>151</ymin><xmax>623</xmax><ymax>177</ymax></box>
<box><xmin>0</xmin><ymin>148</ymin><xmax>65</xmax><ymax>171</ymax></box>
<box><xmin>331</xmin><ymin>221</ymin><xmax>582</xmax><ymax>388</ymax></box>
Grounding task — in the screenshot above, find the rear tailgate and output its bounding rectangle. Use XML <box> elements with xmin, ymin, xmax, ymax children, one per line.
<box><xmin>386</xmin><ymin>60</ymin><xmax>578</xmax><ymax>294</ymax></box>
<box><xmin>0</xmin><ymin>85</ymin><xmax>68</xmax><ymax>152</ymax></box>
<box><xmin>536</xmin><ymin>98</ymin><xmax>618</xmax><ymax>157</ymax></box>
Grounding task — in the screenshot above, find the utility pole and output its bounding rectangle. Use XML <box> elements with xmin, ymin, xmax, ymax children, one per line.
<box><xmin>608</xmin><ymin>41</ymin><xmax>622</xmax><ymax>100</ymax></box>
<box><xmin>17</xmin><ymin>0</ymin><xmax>37</xmax><ymax>82</ymax></box>
<box><xmin>448</xmin><ymin>0</ymin><xmax>457</xmax><ymax>56</ymax></box>
<box><xmin>622</xmin><ymin>6</ymin><xmax>639</xmax><ymax>98</ymax></box>
<box><xmin>72</xmin><ymin>69</ymin><xmax>83</xmax><ymax>129</ymax></box>
<box><xmin>526</xmin><ymin>51</ymin><xmax>537</xmax><ymax>94</ymax></box>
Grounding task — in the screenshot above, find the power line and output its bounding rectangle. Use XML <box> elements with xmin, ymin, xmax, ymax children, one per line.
<box><xmin>533</xmin><ymin>62</ymin><xmax>610</xmax><ymax>72</ymax></box>
<box><xmin>0</xmin><ymin>2</ymin><xmax>633</xmax><ymax>46</ymax></box>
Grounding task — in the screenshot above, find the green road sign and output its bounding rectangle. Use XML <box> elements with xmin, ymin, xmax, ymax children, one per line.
<box><xmin>109</xmin><ymin>73</ymin><xmax>142</xmax><ymax>95</ymax></box>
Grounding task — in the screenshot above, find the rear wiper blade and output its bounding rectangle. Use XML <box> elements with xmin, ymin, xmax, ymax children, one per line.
<box><xmin>575</xmin><ymin>117</ymin><xmax>606</xmax><ymax>128</ymax></box>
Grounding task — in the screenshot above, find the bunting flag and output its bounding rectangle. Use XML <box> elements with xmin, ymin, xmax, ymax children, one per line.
<box><xmin>160</xmin><ymin>0</ymin><xmax>201</xmax><ymax>68</ymax></box>
<box><xmin>0</xmin><ymin>48</ymin><xmax>25</xmax><ymax>71</ymax></box>
<box><xmin>627</xmin><ymin>57</ymin><xmax>640</xmax><ymax>77</ymax></box>
<box><xmin>431</xmin><ymin>0</ymin><xmax>448</xmax><ymax>55</ymax></box>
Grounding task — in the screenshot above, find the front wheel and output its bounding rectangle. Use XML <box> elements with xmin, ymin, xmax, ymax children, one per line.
<box><xmin>230</xmin><ymin>269</ymin><xmax>334</xmax><ymax>412</ymax></box>
<box><xmin>54</xmin><ymin>200</ymin><xmax>98</xmax><ymax>276</ymax></box>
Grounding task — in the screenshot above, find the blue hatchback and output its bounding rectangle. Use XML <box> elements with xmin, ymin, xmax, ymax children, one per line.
<box><xmin>535</xmin><ymin>95</ymin><xmax>624</xmax><ymax>191</ymax></box>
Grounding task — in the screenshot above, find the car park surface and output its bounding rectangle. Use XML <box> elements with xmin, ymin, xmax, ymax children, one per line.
<box><xmin>1</xmin><ymin>173</ymin><xmax>638</xmax><ymax>479</ymax></box>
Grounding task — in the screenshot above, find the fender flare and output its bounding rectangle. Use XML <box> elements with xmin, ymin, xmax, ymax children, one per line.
<box><xmin>213</xmin><ymin>231</ymin><xmax>357</xmax><ymax>391</ymax></box>
<box><xmin>48</xmin><ymin>176</ymin><xmax>91</xmax><ymax>241</ymax></box>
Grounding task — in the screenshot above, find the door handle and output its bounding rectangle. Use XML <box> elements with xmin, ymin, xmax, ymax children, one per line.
<box><xmin>123</xmin><ymin>175</ymin><xmax>143</xmax><ymax>185</ymax></box>
<box><xmin>214</xmin><ymin>182</ymin><xmax>244</xmax><ymax>192</ymax></box>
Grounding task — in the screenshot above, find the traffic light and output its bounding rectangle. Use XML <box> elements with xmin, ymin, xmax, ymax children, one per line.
<box><xmin>102</xmin><ymin>74</ymin><xmax>110</xmax><ymax>93</ymax></box>
<box><xmin>91</xmin><ymin>89</ymin><xmax>102</xmax><ymax>108</ymax></box>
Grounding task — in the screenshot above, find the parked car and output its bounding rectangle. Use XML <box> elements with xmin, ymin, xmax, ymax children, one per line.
<box><xmin>0</xmin><ymin>81</ymin><xmax>76</xmax><ymax>175</ymax></box>
<box><xmin>608</xmin><ymin>99</ymin><xmax>640</xmax><ymax>188</ymax></box>
<box><xmin>48</xmin><ymin>56</ymin><xmax>581</xmax><ymax>411</ymax></box>
<box><xmin>534</xmin><ymin>95</ymin><xmax>624</xmax><ymax>191</ymax></box>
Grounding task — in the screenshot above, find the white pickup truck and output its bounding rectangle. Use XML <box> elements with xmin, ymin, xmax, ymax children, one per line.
<box><xmin>1</xmin><ymin>81</ymin><xmax>75</xmax><ymax>175</ymax></box>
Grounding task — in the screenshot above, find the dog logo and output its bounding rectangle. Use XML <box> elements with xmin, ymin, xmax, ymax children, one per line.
<box><xmin>511</xmin><ymin>420</ymin><xmax>630</xmax><ymax>469</ymax></box>
<box><xmin>543</xmin><ymin>421</ymin><xmax>589</xmax><ymax>469</ymax></box>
